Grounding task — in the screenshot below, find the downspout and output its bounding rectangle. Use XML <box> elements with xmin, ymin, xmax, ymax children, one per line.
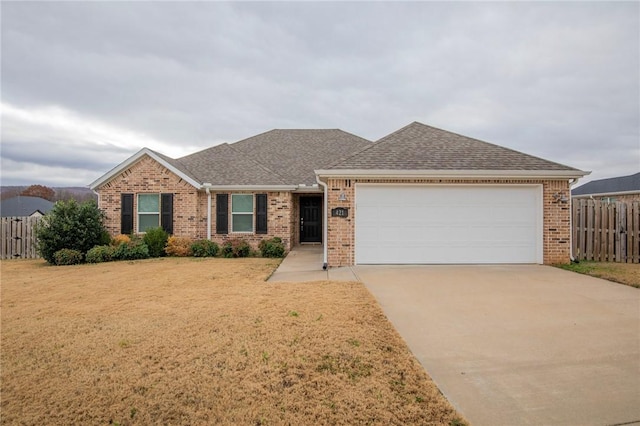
<box><xmin>315</xmin><ymin>176</ymin><xmax>329</xmax><ymax>270</ymax></box>
<box><xmin>92</xmin><ymin>190</ymin><xmax>100</xmax><ymax>208</ymax></box>
<box><xmin>203</xmin><ymin>183</ymin><xmax>212</xmax><ymax>240</ymax></box>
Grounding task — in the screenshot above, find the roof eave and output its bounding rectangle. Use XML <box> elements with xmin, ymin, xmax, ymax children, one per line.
<box><xmin>292</xmin><ymin>185</ymin><xmax>322</xmax><ymax>193</ymax></box>
<box><xmin>315</xmin><ymin>169</ymin><xmax>591</xmax><ymax>180</ymax></box>
<box><xmin>89</xmin><ymin>148</ymin><xmax>201</xmax><ymax>190</ymax></box>
<box><xmin>200</xmin><ymin>184</ymin><xmax>299</xmax><ymax>191</ymax></box>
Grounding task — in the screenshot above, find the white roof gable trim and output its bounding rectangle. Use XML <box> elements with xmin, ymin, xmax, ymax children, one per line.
<box><xmin>315</xmin><ymin>169</ymin><xmax>590</xmax><ymax>179</ymax></box>
<box><xmin>89</xmin><ymin>148</ymin><xmax>201</xmax><ymax>190</ymax></box>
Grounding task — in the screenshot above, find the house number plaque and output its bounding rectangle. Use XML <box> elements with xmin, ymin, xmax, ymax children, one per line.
<box><xmin>331</xmin><ymin>207</ymin><xmax>349</xmax><ymax>218</ymax></box>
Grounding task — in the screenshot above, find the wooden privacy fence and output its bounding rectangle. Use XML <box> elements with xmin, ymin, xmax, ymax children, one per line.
<box><xmin>572</xmin><ymin>199</ymin><xmax>640</xmax><ymax>263</ymax></box>
<box><xmin>1</xmin><ymin>216</ymin><xmax>42</xmax><ymax>259</ymax></box>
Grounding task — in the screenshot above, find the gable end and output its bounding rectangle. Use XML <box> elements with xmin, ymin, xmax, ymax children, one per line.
<box><xmin>90</xmin><ymin>148</ymin><xmax>201</xmax><ymax>191</ymax></box>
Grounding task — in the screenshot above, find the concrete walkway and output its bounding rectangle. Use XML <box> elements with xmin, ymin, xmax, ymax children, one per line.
<box><xmin>267</xmin><ymin>245</ymin><xmax>359</xmax><ymax>282</ymax></box>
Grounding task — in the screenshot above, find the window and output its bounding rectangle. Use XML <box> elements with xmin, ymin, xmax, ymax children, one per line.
<box><xmin>122</xmin><ymin>193</ymin><xmax>173</xmax><ymax>234</ymax></box>
<box><xmin>216</xmin><ymin>193</ymin><xmax>267</xmax><ymax>235</ymax></box>
<box><xmin>138</xmin><ymin>194</ymin><xmax>160</xmax><ymax>232</ymax></box>
<box><xmin>232</xmin><ymin>194</ymin><xmax>253</xmax><ymax>232</ymax></box>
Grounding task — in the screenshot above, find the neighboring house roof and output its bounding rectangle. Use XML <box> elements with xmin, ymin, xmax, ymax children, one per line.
<box><xmin>0</xmin><ymin>196</ymin><xmax>54</xmax><ymax>217</ymax></box>
<box><xmin>572</xmin><ymin>172</ymin><xmax>640</xmax><ymax>197</ymax></box>
<box><xmin>322</xmin><ymin>122</ymin><xmax>585</xmax><ymax>178</ymax></box>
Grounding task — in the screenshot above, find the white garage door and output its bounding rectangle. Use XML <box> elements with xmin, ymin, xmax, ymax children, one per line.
<box><xmin>355</xmin><ymin>185</ymin><xmax>542</xmax><ymax>264</ymax></box>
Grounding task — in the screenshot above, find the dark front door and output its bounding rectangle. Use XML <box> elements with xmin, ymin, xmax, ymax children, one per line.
<box><xmin>300</xmin><ymin>197</ymin><xmax>322</xmax><ymax>243</ymax></box>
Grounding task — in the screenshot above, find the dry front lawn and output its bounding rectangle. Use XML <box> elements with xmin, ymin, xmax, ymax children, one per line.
<box><xmin>556</xmin><ymin>261</ymin><xmax>640</xmax><ymax>288</ymax></box>
<box><xmin>1</xmin><ymin>258</ymin><xmax>464</xmax><ymax>425</ymax></box>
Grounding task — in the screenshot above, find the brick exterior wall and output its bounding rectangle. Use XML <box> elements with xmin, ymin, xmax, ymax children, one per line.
<box><xmin>97</xmin><ymin>155</ymin><xmax>573</xmax><ymax>265</ymax></box>
<box><xmin>204</xmin><ymin>190</ymin><xmax>294</xmax><ymax>251</ymax></box>
<box><xmin>291</xmin><ymin>195</ymin><xmax>301</xmax><ymax>246</ymax></box>
<box><xmin>96</xmin><ymin>155</ymin><xmax>296</xmax><ymax>251</ymax></box>
<box><xmin>542</xmin><ymin>180</ymin><xmax>572</xmax><ymax>264</ymax></box>
<box><xmin>326</xmin><ymin>179</ymin><xmax>355</xmax><ymax>267</ymax></box>
<box><xmin>97</xmin><ymin>156</ymin><xmax>200</xmax><ymax>237</ymax></box>
<box><xmin>324</xmin><ymin>178</ymin><xmax>572</xmax><ymax>267</ymax></box>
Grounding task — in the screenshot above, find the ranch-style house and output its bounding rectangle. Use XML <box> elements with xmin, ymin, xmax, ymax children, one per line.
<box><xmin>90</xmin><ymin>122</ymin><xmax>588</xmax><ymax>267</ymax></box>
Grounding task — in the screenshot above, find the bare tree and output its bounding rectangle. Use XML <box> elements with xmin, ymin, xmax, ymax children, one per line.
<box><xmin>21</xmin><ymin>185</ymin><xmax>56</xmax><ymax>201</ymax></box>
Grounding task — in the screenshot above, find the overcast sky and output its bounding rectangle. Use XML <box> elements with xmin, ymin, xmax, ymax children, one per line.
<box><xmin>1</xmin><ymin>1</ymin><xmax>638</xmax><ymax>188</ymax></box>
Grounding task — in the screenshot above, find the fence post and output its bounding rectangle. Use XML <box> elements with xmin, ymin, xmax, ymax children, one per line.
<box><xmin>574</xmin><ymin>199</ymin><xmax>580</xmax><ymax>260</ymax></box>
<box><xmin>579</xmin><ymin>199</ymin><xmax>587</xmax><ymax>260</ymax></box>
<box><xmin>591</xmin><ymin>200</ymin><xmax>597</xmax><ymax>261</ymax></box>
<box><xmin>1</xmin><ymin>218</ymin><xmax>7</xmax><ymax>259</ymax></box>
<box><xmin>599</xmin><ymin>201</ymin><xmax>606</xmax><ymax>261</ymax></box>
<box><xmin>608</xmin><ymin>202</ymin><xmax>615</xmax><ymax>261</ymax></box>
<box><xmin>617</xmin><ymin>202</ymin><xmax>625</xmax><ymax>263</ymax></box>
<box><xmin>629</xmin><ymin>201</ymin><xmax>639</xmax><ymax>263</ymax></box>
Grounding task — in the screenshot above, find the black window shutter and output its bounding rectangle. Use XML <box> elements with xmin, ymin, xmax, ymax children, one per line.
<box><xmin>255</xmin><ymin>193</ymin><xmax>267</xmax><ymax>234</ymax></box>
<box><xmin>216</xmin><ymin>194</ymin><xmax>228</xmax><ymax>234</ymax></box>
<box><xmin>161</xmin><ymin>193</ymin><xmax>174</xmax><ymax>234</ymax></box>
<box><xmin>121</xmin><ymin>193</ymin><xmax>134</xmax><ymax>235</ymax></box>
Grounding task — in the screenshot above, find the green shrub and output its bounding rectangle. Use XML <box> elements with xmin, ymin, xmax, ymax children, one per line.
<box><xmin>143</xmin><ymin>227</ymin><xmax>169</xmax><ymax>258</ymax></box>
<box><xmin>191</xmin><ymin>239</ymin><xmax>219</xmax><ymax>257</ymax></box>
<box><xmin>86</xmin><ymin>245</ymin><xmax>115</xmax><ymax>263</ymax></box>
<box><xmin>36</xmin><ymin>200</ymin><xmax>110</xmax><ymax>264</ymax></box>
<box><xmin>53</xmin><ymin>248</ymin><xmax>83</xmax><ymax>266</ymax></box>
<box><xmin>259</xmin><ymin>237</ymin><xmax>285</xmax><ymax>258</ymax></box>
<box><xmin>165</xmin><ymin>236</ymin><xmax>193</xmax><ymax>257</ymax></box>
<box><xmin>222</xmin><ymin>238</ymin><xmax>251</xmax><ymax>258</ymax></box>
<box><xmin>113</xmin><ymin>238</ymin><xmax>149</xmax><ymax>260</ymax></box>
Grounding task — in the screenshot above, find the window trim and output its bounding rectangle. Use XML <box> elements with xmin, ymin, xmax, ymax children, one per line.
<box><xmin>231</xmin><ymin>193</ymin><xmax>254</xmax><ymax>233</ymax></box>
<box><xmin>137</xmin><ymin>193</ymin><xmax>161</xmax><ymax>233</ymax></box>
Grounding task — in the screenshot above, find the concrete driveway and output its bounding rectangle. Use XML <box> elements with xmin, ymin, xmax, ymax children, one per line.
<box><xmin>355</xmin><ymin>265</ymin><xmax>640</xmax><ymax>426</ymax></box>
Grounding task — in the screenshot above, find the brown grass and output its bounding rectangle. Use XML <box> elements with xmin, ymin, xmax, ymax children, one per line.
<box><xmin>556</xmin><ymin>261</ymin><xmax>640</xmax><ymax>288</ymax></box>
<box><xmin>1</xmin><ymin>258</ymin><xmax>464</xmax><ymax>425</ymax></box>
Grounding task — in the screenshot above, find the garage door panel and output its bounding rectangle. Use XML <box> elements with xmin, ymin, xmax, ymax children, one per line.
<box><xmin>355</xmin><ymin>185</ymin><xmax>541</xmax><ymax>264</ymax></box>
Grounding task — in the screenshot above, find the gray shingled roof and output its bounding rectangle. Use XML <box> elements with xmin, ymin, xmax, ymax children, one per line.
<box><xmin>572</xmin><ymin>172</ymin><xmax>640</xmax><ymax>196</ymax></box>
<box><xmin>149</xmin><ymin>149</ymin><xmax>201</xmax><ymax>184</ymax></box>
<box><xmin>330</xmin><ymin>122</ymin><xmax>581</xmax><ymax>171</ymax></box>
<box><xmin>177</xmin><ymin>143</ymin><xmax>290</xmax><ymax>186</ymax></box>
<box><xmin>97</xmin><ymin>122</ymin><xmax>584</xmax><ymax>189</ymax></box>
<box><xmin>1</xmin><ymin>196</ymin><xmax>54</xmax><ymax>217</ymax></box>
<box><xmin>92</xmin><ymin>129</ymin><xmax>371</xmax><ymax>188</ymax></box>
<box><xmin>171</xmin><ymin>129</ymin><xmax>371</xmax><ymax>186</ymax></box>
<box><xmin>232</xmin><ymin>129</ymin><xmax>372</xmax><ymax>185</ymax></box>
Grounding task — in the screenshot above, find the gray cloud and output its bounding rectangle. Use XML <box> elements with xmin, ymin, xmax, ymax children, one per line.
<box><xmin>1</xmin><ymin>1</ymin><xmax>638</xmax><ymax>187</ymax></box>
